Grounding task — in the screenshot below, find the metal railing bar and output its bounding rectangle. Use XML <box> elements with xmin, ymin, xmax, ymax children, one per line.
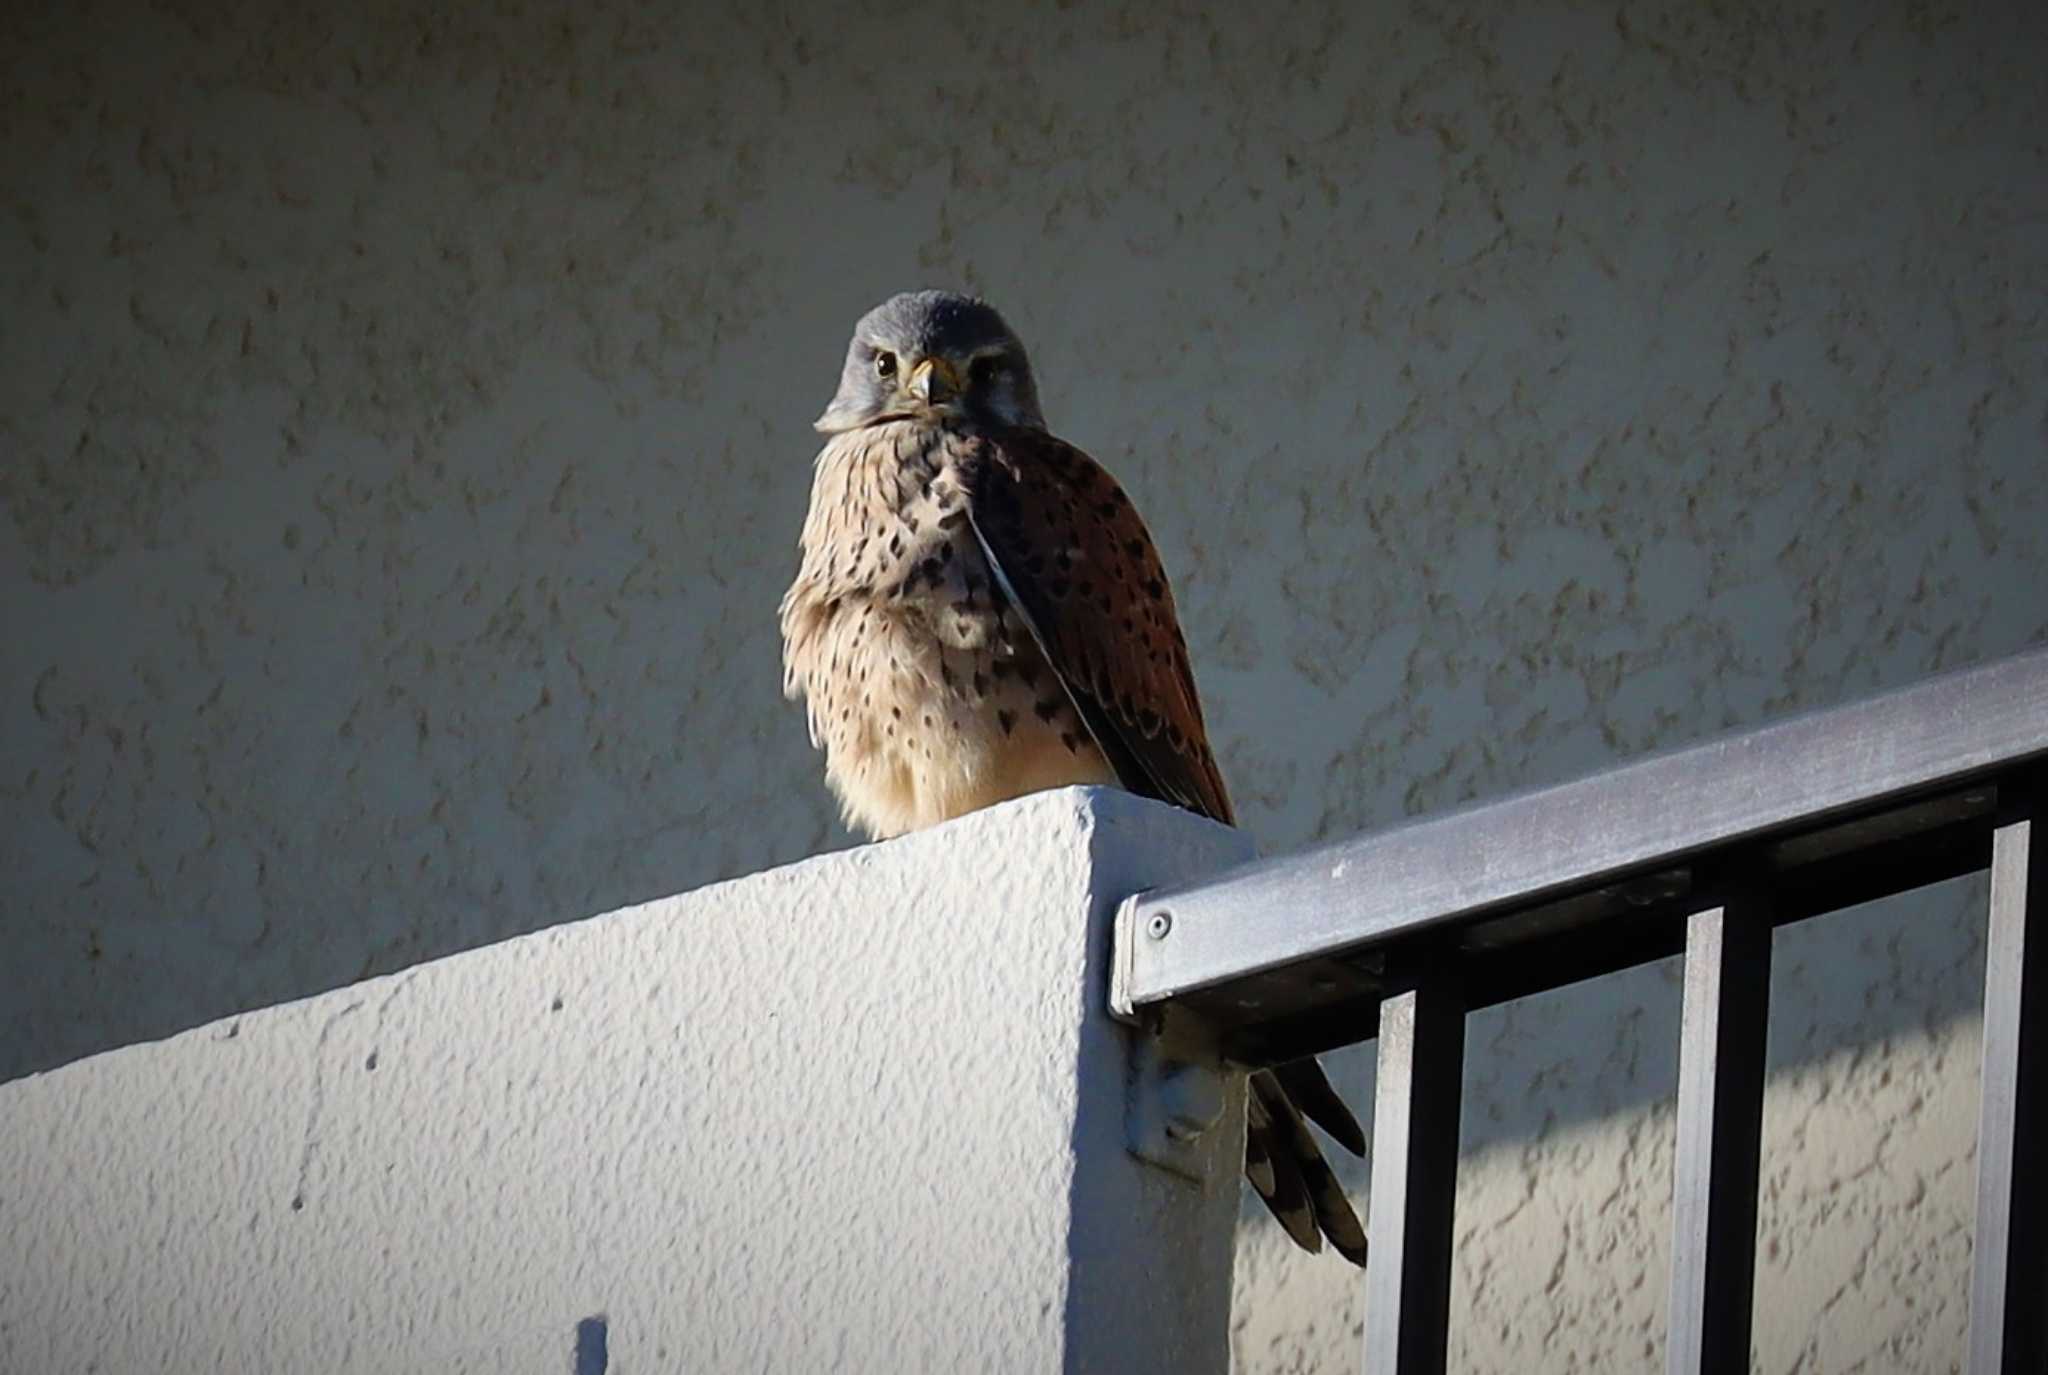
<box><xmin>1968</xmin><ymin>808</ymin><xmax>2047</xmax><ymax>1374</ymax></box>
<box><xmin>1665</xmin><ymin>894</ymin><xmax>1773</xmax><ymax>1375</ymax></box>
<box><xmin>1460</xmin><ymin>815</ymin><xmax>1993</xmax><ymax>1016</ymax></box>
<box><xmin>1184</xmin><ymin>808</ymin><xmax>1996</xmax><ymax>1068</ymax></box>
<box><xmin>1116</xmin><ymin>646</ymin><xmax>2048</xmax><ymax>1020</ymax></box>
<box><xmin>1361</xmin><ymin>971</ymin><xmax>1466</xmax><ymax>1375</ymax></box>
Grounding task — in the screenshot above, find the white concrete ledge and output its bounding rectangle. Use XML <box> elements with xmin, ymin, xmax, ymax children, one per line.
<box><xmin>0</xmin><ymin>787</ymin><xmax>1255</xmax><ymax>1374</ymax></box>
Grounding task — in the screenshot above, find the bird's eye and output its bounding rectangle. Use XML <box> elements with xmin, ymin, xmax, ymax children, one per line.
<box><xmin>969</xmin><ymin>356</ymin><xmax>999</xmax><ymax>386</ymax></box>
<box><xmin>873</xmin><ymin>351</ymin><xmax>897</xmax><ymax>379</ymax></box>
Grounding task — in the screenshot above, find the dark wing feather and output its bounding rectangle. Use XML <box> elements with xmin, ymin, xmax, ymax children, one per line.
<box><xmin>1273</xmin><ymin>1058</ymin><xmax>1368</xmax><ymax>1157</ymax></box>
<box><xmin>1246</xmin><ymin>1074</ymin><xmax>1322</xmax><ymax>1255</ymax></box>
<box><xmin>1252</xmin><ymin>1071</ymin><xmax>1369</xmax><ymax>1266</ymax></box>
<box><xmin>962</xmin><ymin>424</ymin><xmax>1368</xmax><ymax>1267</ymax></box>
<box><xmin>961</xmin><ymin>426</ymin><xmax>1233</xmax><ymax>824</ymax></box>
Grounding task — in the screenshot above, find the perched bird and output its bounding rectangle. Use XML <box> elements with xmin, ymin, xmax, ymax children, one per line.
<box><xmin>779</xmin><ymin>289</ymin><xmax>1368</xmax><ymax>1265</ymax></box>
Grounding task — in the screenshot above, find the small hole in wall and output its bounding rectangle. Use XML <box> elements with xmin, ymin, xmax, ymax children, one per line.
<box><xmin>551</xmin><ymin>996</ymin><xmax>564</xmax><ymax>1012</ymax></box>
<box><xmin>289</xmin><ymin>1194</ymin><xmax>304</xmax><ymax>1212</ymax></box>
<box><xmin>364</xmin><ymin>1051</ymin><xmax>379</xmax><ymax>1071</ymax></box>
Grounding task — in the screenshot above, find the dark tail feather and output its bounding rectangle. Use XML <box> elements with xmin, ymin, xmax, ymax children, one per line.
<box><xmin>1245</xmin><ymin>1072</ymin><xmax>1323</xmax><ymax>1255</ymax></box>
<box><xmin>1248</xmin><ymin>1068</ymin><xmax>1369</xmax><ymax>1267</ymax></box>
<box><xmin>1273</xmin><ymin>1057</ymin><xmax>1367</xmax><ymax>1157</ymax></box>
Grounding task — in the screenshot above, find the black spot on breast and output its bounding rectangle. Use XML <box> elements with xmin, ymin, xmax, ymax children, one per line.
<box><xmin>1061</xmin><ymin>730</ymin><xmax>1082</xmax><ymax>753</ymax></box>
<box><xmin>972</xmin><ymin>670</ymin><xmax>989</xmax><ymax>697</ymax></box>
<box><xmin>1034</xmin><ymin>698</ymin><xmax>1062</xmax><ymax>724</ymax></box>
<box><xmin>997</xmin><ymin>708</ymin><xmax>1018</xmax><ymax>735</ymax></box>
<box><xmin>1124</xmin><ymin>538</ymin><xmax>1145</xmax><ymax>558</ymax></box>
<box><xmin>1145</xmin><ymin>579</ymin><xmax>1165</xmax><ymax>600</ymax></box>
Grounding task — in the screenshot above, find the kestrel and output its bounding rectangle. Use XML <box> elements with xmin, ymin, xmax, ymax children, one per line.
<box><xmin>779</xmin><ymin>290</ymin><xmax>1367</xmax><ymax>1265</ymax></box>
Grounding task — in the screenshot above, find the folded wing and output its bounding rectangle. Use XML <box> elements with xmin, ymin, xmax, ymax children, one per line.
<box><xmin>962</xmin><ymin>424</ymin><xmax>1368</xmax><ymax>1266</ymax></box>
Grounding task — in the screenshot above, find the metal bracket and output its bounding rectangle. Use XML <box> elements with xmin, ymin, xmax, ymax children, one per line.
<box><xmin>1124</xmin><ymin>1010</ymin><xmax>1238</xmax><ymax>1182</ymax></box>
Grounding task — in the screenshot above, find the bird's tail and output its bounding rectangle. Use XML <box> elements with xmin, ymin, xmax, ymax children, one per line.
<box><xmin>1244</xmin><ymin>1059</ymin><xmax>1368</xmax><ymax>1266</ymax></box>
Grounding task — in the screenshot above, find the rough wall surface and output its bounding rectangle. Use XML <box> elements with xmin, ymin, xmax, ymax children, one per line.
<box><xmin>3</xmin><ymin>1</ymin><xmax>2044</xmax><ymax>1370</ymax></box>
<box><xmin>0</xmin><ymin>788</ymin><xmax>1252</xmax><ymax>1375</ymax></box>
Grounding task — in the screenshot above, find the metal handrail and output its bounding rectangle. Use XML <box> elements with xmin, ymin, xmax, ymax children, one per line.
<box><xmin>1115</xmin><ymin>643</ymin><xmax>2048</xmax><ymax>1062</ymax></box>
<box><xmin>1109</xmin><ymin>643</ymin><xmax>2048</xmax><ymax>1375</ymax></box>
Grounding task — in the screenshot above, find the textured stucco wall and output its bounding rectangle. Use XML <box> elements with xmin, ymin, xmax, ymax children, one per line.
<box><xmin>4</xmin><ymin>1</ymin><xmax>2045</xmax><ymax>1370</ymax></box>
<box><xmin>0</xmin><ymin>788</ymin><xmax>1253</xmax><ymax>1374</ymax></box>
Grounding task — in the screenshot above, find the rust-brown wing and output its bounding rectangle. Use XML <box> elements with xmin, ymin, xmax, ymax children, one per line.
<box><xmin>961</xmin><ymin>424</ymin><xmax>1368</xmax><ymax>1267</ymax></box>
<box><xmin>959</xmin><ymin>426</ymin><xmax>1234</xmax><ymax>826</ymax></box>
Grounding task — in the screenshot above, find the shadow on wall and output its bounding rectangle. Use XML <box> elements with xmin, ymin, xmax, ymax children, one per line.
<box><xmin>574</xmin><ymin>1316</ymin><xmax>608</xmax><ymax>1375</ymax></box>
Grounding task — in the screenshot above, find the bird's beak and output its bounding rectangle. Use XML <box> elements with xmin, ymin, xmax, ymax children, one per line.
<box><xmin>907</xmin><ymin>356</ymin><xmax>961</xmax><ymax>405</ymax></box>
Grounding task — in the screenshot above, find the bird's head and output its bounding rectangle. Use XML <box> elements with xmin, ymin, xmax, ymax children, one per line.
<box><xmin>815</xmin><ymin>290</ymin><xmax>1046</xmax><ymax>435</ymax></box>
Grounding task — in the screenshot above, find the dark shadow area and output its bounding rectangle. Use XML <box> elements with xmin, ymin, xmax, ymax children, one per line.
<box><xmin>574</xmin><ymin>1315</ymin><xmax>609</xmax><ymax>1375</ymax></box>
<box><xmin>1063</xmin><ymin>820</ymin><xmax>1248</xmax><ymax>1374</ymax></box>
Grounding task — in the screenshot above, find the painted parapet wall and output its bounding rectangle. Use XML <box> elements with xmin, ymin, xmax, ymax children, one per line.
<box><xmin>0</xmin><ymin>788</ymin><xmax>1254</xmax><ymax>1375</ymax></box>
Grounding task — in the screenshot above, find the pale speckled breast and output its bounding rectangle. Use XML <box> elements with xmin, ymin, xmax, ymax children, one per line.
<box><xmin>779</xmin><ymin>420</ymin><xmax>1114</xmax><ymax>838</ymax></box>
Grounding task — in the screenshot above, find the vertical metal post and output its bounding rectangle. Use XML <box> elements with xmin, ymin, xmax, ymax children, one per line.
<box><xmin>1970</xmin><ymin>813</ymin><xmax>2047</xmax><ymax>1374</ymax></box>
<box><xmin>1362</xmin><ymin>973</ymin><xmax>1466</xmax><ymax>1375</ymax></box>
<box><xmin>1666</xmin><ymin>895</ymin><xmax>1772</xmax><ymax>1375</ymax></box>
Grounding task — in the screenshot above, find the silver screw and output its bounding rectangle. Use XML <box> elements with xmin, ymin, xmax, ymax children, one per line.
<box><xmin>1145</xmin><ymin>910</ymin><xmax>1173</xmax><ymax>940</ymax></box>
